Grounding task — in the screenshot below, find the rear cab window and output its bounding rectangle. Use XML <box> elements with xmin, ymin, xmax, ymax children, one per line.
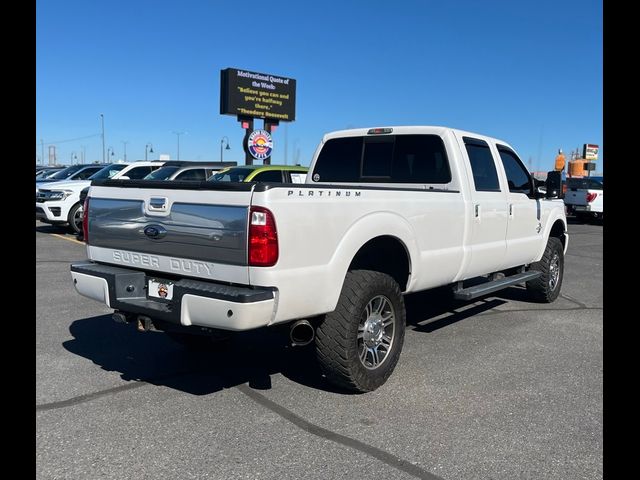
<box><xmin>311</xmin><ymin>134</ymin><xmax>454</xmax><ymax>188</ymax></box>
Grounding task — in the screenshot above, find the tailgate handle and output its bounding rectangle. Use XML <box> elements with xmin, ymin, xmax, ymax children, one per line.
<box><xmin>149</xmin><ymin>197</ymin><xmax>168</xmax><ymax>211</ymax></box>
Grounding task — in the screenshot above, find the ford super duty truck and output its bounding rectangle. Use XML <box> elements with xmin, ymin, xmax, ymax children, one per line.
<box><xmin>71</xmin><ymin>126</ymin><xmax>568</xmax><ymax>392</ymax></box>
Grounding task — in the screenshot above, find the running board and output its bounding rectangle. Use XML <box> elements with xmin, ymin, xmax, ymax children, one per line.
<box><xmin>453</xmin><ymin>271</ymin><xmax>542</xmax><ymax>301</ymax></box>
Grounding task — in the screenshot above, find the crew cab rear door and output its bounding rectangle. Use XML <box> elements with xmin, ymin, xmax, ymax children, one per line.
<box><xmin>455</xmin><ymin>134</ymin><xmax>508</xmax><ymax>278</ymax></box>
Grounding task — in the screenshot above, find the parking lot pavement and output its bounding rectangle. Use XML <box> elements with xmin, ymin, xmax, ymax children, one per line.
<box><xmin>36</xmin><ymin>220</ymin><xmax>602</xmax><ymax>480</ymax></box>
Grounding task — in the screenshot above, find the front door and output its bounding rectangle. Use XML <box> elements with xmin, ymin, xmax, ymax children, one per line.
<box><xmin>495</xmin><ymin>144</ymin><xmax>541</xmax><ymax>268</ymax></box>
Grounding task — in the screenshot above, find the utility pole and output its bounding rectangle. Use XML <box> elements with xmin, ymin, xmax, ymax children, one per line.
<box><xmin>100</xmin><ymin>113</ymin><xmax>106</xmax><ymax>163</ymax></box>
<box><xmin>284</xmin><ymin>123</ymin><xmax>288</xmax><ymax>165</ymax></box>
<box><xmin>172</xmin><ymin>131</ymin><xmax>185</xmax><ymax>160</ymax></box>
<box><xmin>121</xmin><ymin>141</ymin><xmax>128</xmax><ymax>161</ymax></box>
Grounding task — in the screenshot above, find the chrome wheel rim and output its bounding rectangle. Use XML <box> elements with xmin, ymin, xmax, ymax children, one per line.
<box><xmin>357</xmin><ymin>295</ymin><xmax>395</xmax><ymax>370</ymax></box>
<box><xmin>549</xmin><ymin>252</ymin><xmax>560</xmax><ymax>291</ymax></box>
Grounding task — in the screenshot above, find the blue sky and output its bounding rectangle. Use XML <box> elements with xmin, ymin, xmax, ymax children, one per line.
<box><xmin>36</xmin><ymin>0</ymin><xmax>602</xmax><ymax>172</ymax></box>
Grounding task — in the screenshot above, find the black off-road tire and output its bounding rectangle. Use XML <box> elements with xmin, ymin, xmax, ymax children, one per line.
<box><xmin>526</xmin><ymin>237</ymin><xmax>564</xmax><ymax>303</ymax></box>
<box><xmin>67</xmin><ymin>202</ymin><xmax>83</xmax><ymax>234</ymax></box>
<box><xmin>315</xmin><ymin>270</ymin><xmax>406</xmax><ymax>393</ymax></box>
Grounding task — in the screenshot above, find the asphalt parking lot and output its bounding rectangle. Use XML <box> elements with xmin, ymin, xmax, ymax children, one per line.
<box><xmin>36</xmin><ymin>219</ymin><xmax>602</xmax><ymax>480</ymax></box>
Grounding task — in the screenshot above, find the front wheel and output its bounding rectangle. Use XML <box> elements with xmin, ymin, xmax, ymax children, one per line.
<box><xmin>315</xmin><ymin>270</ymin><xmax>406</xmax><ymax>393</ymax></box>
<box><xmin>67</xmin><ymin>203</ymin><xmax>83</xmax><ymax>234</ymax></box>
<box><xmin>526</xmin><ymin>237</ymin><xmax>564</xmax><ymax>303</ymax></box>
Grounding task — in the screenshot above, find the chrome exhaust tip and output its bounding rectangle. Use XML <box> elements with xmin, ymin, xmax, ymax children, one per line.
<box><xmin>289</xmin><ymin>319</ymin><xmax>315</xmax><ymax>347</ymax></box>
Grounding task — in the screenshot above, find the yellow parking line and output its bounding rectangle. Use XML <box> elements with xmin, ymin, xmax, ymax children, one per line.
<box><xmin>50</xmin><ymin>233</ymin><xmax>85</xmax><ymax>245</ymax></box>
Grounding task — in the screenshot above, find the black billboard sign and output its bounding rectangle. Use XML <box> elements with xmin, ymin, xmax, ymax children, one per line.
<box><xmin>220</xmin><ymin>68</ymin><xmax>296</xmax><ymax>122</ymax></box>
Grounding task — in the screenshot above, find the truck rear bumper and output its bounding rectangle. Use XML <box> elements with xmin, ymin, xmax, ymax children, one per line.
<box><xmin>70</xmin><ymin>262</ymin><xmax>276</xmax><ymax>331</ymax></box>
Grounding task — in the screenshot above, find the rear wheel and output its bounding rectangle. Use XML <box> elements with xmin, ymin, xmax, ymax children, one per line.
<box><xmin>315</xmin><ymin>270</ymin><xmax>405</xmax><ymax>393</ymax></box>
<box><xmin>526</xmin><ymin>237</ymin><xmax>564</xmax><ymax>303</ymax></box>
<box><xmin>67</xmin><ymin>203</ymin><xmax>83</xmax><ymax>234</ymax></box>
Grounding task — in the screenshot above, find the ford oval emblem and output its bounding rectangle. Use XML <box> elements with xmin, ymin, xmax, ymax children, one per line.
<box><xmin>144</xmin><ymin>225</ymin><xmax>167</xmax><ymax>239</ymax></box>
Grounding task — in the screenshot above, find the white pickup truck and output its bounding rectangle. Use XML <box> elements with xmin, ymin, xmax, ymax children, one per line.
<box><xmin>564</xmin><ymin>177</ymin><xmax>603</xmax><ymax>221</ymax></box>
<box><xmin>71</xmin><ymin>126</ymin><xmax>568</xmax><ymax>392</ymax></box>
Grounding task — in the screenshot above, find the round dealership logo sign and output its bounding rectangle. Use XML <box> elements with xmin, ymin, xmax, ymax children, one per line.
<box><xmin>248</xmin><ymin>130</ymin><xmax>273</xmax><ymax>160</ymax></box>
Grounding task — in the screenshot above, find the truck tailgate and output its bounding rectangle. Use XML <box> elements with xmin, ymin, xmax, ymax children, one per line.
<box><xmin>85</xmin><ymin>180</ymin><xmax>254</xmax><ymax>284</ymax></box>
<box><xmin>564</xmin><ymin>189</ymin><xmax>587</xmax><ymax>206</ymax></box>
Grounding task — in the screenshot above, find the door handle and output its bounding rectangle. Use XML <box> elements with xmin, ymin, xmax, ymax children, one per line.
<box><xmin>509</xmin><ymin>204</ymin><xmax>513</xmax><ymax>216</ymax></box>
<box><xmin>474</xmin><ymin>204</ymin><xmax>480</xmax><ymax>218</ymax></box>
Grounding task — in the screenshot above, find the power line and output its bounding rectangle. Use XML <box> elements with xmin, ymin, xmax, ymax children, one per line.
<box><xmin>34</xmin><ymin>133</ymin><xmax>101</xmax><ymax>147</ymax></box>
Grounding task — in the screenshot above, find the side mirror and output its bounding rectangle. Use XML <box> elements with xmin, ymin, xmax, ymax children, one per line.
<box><xmin>118</xmin><ymin>175</ymin><xmax>130</xmax><ymax>180</ymax></box>
<box><xmin>544</xmin><ymin>171</ymin><xmax>563</xmax><ymax>199</ymax></box>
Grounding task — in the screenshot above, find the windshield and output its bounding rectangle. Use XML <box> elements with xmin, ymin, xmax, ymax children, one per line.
<box><xmin>210</xmin><ymin>167</ymin><xmax>254</xmax><ymax>182</ymax></box>
<box><xmin>144</xmin><ymin>166</ymin><xmax>180</xmax><ymax>180</ymax></box>
<box><xmin>567</xmin><ymin>178</ymin><xmax>603</xmax><ymax>190</ymax></box>
<box><xmin>46</xmin><ymin>164</ymin><xmax>85</xmax><ymax>180</ymax></box>
<box><xmin>36</xmin><ymin>169</ymin><xmax>62</xmax><ymax>179</ymax></box>
<box><xmin>89</xmin><ymin>164</ymin><xmax>128</xmax><ymax>180</ymax></box>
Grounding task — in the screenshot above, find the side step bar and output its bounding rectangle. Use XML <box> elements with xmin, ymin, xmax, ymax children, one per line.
<box><xmin>453</xmin><ymin>271</ymin><xmax>542</xmax><ymax>301</ymax></box>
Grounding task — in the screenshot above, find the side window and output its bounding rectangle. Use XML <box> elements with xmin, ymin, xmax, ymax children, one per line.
<box><xmin>497</xmin><ymin>146</ymin><xmax>531</xmax><ymax>195</ymax></box>
<box><xmin>175</xmin><ymin>169</ymin><xmax>206</xmax><ymax>181</ymax></box>
<box><xmin>463</xmin><ymin>137</ymin><xmax>501</xmax><ymax>192</ymax></box>
<box><xmin>127</xmin><ymin>166</ymin><xmax>153</xmax><ymax>179</ymax></box>
<box><xmin>252</xmin><ymin>170</ymin><xmax>284</xmax><ymax>182</ymax></box>
<box><xmin>289</xmin><ymin>172</ymin><xmax>307</xmax><ymax>183</ymax></box>
<box><xmin>75</xmin><ymin>167</ymin><xmax>101</xmax><ymax>179</ymax></box>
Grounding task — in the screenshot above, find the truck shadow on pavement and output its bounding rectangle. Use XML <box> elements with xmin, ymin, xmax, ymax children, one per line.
<box><xmin>63</xmin><ymin>288</ymin><xmax>511</xmax><ymax>395</ymax></box>
<box><xmin>35</xmin><ymin>224</ymin><xmax>70</xmax><ymax>234</ymax></box>
<box><xmin>404</xmin><ymin>286</ymin><xmax>507</xmax><ymax>332</ymax></box>
<box><xmin>63</xmin><ymin>314</ymin><xmax>337</xmax><ymax>395</ymax></box>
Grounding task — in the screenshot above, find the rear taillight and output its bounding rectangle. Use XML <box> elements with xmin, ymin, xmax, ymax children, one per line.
<box><xmin>248</xmin><ymin>206</ymin><xmax>278</xmax><ymax>267</ymax></box>
<box><xmin>586</xmin><ymin>192</ymin><xmax>598</xmax><ymax>203</ymax></box>
<box><xmin>82</xmin><ymin>197</ymin><xmax>90</xmax><ymax>242</ymax></box>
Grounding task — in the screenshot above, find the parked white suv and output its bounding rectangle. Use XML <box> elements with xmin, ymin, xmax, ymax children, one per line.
<box><xmin>36</xmin><ymin>161</ymin><xmax>164</xmax><ymax>233</ymax></box>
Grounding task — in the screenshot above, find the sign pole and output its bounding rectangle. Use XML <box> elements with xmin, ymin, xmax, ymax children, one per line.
<box><xmin>238</xmin><ymin>116</ymin><xmax>254</xmax><ymax>166</ymax></box>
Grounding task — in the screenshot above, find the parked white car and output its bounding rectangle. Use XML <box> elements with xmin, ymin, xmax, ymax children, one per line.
<box><xmin>36</xmin><ymin>161</ymin><xmax>164</xmax><ymax>233</ymax></box>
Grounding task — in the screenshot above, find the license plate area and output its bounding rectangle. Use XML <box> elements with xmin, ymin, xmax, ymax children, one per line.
<box><xmin>148</xmin><ymin>278</ymin><xmax>174</xmax><ymax>301</ymax></box>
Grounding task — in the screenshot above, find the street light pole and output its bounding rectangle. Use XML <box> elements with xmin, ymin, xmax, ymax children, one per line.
<box><xmin>121</xmin><ymin>141</ymin><xmax>128</xmax><ymax>162</ymax></box>
<box><xmin>145</xmin><ymin>143</ymin><xmax>154</xmax><ymax>161</ymax></box>
<box><xmin>220</xmin><ymin>136</ymin><xmax>230</xmax><ymax>163</ymax></box>
<box><xmin>100</xmin><ymin>113</ymin><xmax>105</xmax><ymax>163</ymax></box>
<box><xmin>172</xmin><ymin>131</ymin><xmax>186</xmax><ymax>160</ymax></box>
